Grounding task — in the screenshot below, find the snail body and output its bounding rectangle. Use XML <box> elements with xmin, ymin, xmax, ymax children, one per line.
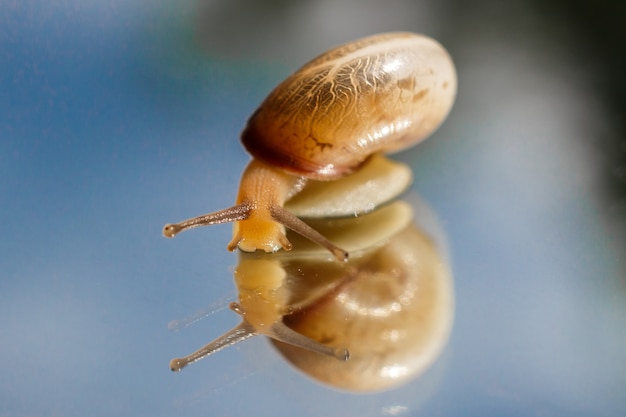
<box><xmin>163</xmin><ymin>32</ymin><xmax>457</xmax><ymax>260</ymax></box>
<box><xmin>170</xmin><ymin>200</ymin><xmax>454</xmax><ymax>392</ymax></box>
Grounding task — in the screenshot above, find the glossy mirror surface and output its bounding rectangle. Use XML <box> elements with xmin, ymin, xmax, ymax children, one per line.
<box><xmin>2</xmin><ymin>1</ymin><xmax>625</xmax><ymax>416</ymax></box>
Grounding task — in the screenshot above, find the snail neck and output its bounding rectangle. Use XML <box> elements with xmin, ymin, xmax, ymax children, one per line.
<box><xmin>228</xmin><ymin>159</ymin><xmax>301</xmax><ymax>253</ymax></box>
<box><xmin>229</xmin><ymin>159</ymin><xmax>349</xmax><ymax>261</ymax></box>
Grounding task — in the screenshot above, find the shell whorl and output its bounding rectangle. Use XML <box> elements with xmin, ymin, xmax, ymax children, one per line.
<box><xmin>241</xmin><ymin>32</ymin><xmax>457</xmax><ymax>180</ymax></box>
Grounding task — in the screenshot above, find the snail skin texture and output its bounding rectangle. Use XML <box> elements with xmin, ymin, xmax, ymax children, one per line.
<box><xmin>163</xmin><ymin>32</ymin><xmax>457</xmax><ymax>261</ymax></box>
<box><xmin>170</xmin><ymin>201</ymin><xmax>454</xmax><ymax>393</ymax></box>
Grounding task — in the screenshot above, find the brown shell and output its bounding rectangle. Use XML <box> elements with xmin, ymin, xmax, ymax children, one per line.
<box><xmin>241</xmin><ymin>32</ymin><xmax>457</xmax><ymax>180</ymax></box>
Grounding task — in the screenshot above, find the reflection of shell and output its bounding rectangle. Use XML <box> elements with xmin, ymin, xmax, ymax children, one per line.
<box><xmin>170</xmin><ymin>200</ymin><xmax>454</xmax><ymax>393</ymax></box>
<box><xmin>272</xmin><ymin>221</ymin><xmax>454</xmax><ymax>392</ymax></box>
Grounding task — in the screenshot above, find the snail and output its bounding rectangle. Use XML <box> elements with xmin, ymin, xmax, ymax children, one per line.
<box><xmin>163</xmin><ymin>32</ymin><xmax>457</xmax><ymax>261</ymax></box>
<box><xmin>170</xmin><ymin>200</ymin><xmax>454</xmax><ymax>392</ymax></box>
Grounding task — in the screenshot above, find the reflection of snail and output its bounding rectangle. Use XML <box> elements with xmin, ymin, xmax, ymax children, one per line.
<box><xmin>163</xmin><ymin>32</ymin><xmax>457</xmax><ymax>260</ymax></box>
<box><xmin>170</xmin><ymin>200</ymin><xmax>454</xmax><ymax>392</ymax></box>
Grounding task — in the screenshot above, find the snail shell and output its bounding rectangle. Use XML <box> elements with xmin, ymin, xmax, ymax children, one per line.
<box><xmin>170</xmin><ymin>200</ymin><xmax>454</xmax><ymax>392</ymax></box>
<box><xmin>242</xmin><ymin>32</ymin><xmax>457</xmax><ymax>180</ymax></box>
<box><xmin>163</xmin><ymin>32</ymin><xmax>456</xmax><ymax>261</ymax></box>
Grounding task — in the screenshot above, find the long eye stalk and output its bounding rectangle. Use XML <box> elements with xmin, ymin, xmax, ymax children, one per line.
<box><xmin>270</xmin><ymin>205</ymin><xmax>348</xmax><ymax>262</ymax></box>
<box><xmin>163</xmin><ymin>204</ymin><xmax>252</xmax><ymax>238</ymax></box>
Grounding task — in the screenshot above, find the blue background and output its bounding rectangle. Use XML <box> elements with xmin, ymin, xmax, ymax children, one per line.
<box><xmin>2</xmin><ymin>1</ymin><xmax>625</xmax><ymax>416</ymax></box>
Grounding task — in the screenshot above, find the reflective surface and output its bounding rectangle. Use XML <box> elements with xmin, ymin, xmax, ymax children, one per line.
<box><xmin>1</xmin><ymin>1</ymin><xmax>625</xmax><ymax>416</ymax></box>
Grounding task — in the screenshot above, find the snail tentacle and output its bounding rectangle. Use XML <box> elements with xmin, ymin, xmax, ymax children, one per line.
<box><xmin>163</xmin><ymin>203</ymin><xmax>252</xmax><ymax>238</ymax></box>
<box><xmin>270</xmin><ymin>204</ymin><xmax>349</xmax><ymax>262</ymax></box>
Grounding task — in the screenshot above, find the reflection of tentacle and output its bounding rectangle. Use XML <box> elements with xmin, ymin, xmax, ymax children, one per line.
<box><xmin>169</xmin><ymin>321</ymin><xmax>257</xmax><ymax>372</ymax></box>
<box><xmin>269</xmin><ymin>321</ymin><xmax>349</xmax><ymax>361</ymax></box>
<box><xmin>167</xmin><ymin>293</ymin><xmax>235</xmax><ymax>332</ymax></box>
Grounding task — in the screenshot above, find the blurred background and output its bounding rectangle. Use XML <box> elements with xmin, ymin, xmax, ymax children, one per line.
<box><xmin>1</xmin><ymin>0</ymin><xmax>625</xmax><ymax>416</ymax></box>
